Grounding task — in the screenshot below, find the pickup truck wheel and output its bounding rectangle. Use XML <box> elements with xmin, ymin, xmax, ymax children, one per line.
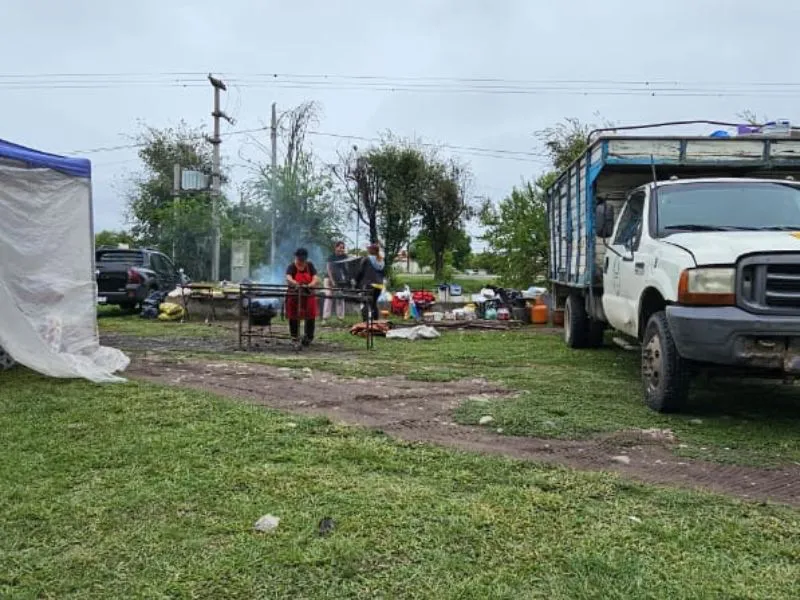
<box><xmin>564</xmin><ymin>294</ymin><xmax>588</xmax><ymax>348</ymax></box>
<box><xmin>642</xmin><ymin>311</ymin><xmax>689</xmax><ymax>413</ymax></box>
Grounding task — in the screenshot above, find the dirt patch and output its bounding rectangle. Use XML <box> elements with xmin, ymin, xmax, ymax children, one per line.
<box><xmin>127</xmin><ymin>355</ymin><xmax>800</xmax><ymax>507</ymax></box>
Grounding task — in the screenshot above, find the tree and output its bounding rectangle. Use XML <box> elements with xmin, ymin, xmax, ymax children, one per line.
<box><xmin>449</xmin><ymin>228</ymin><xmax>472</xmax><ymax>271</ymax></box>
<box><xmin>738</xmin><ymin>110</ymin><xmax>766</xmax><ymax>126</ymax></box>
<box><xmin>417</xmin><ymin>158</ymin><xmax>472</xmax><ymax>280</ymax></box>
<box><xmin>408</xmin><ymin>233</ymin><xmax>434</xmax><ymax>269</ymax></box>
<box><xmin>479</xmin><ymin>177</ymin><xmax>550</xmax><ymax>288</ymax></box>
<box><xmin>535</xmin><ymin>117</ymin><xmax>595</xmax><ymax>172</ymax></box>
<box><xmin>469</xmin><ymin>252</ymin><xmax>498</xmax><ymax>274</ymax></box>
<box><xmin>335</xmin><ymin>138</ymin><xmax>429</xmax><ymax>271</ymax></box>
<box><xmin>411</xmin><ymin>228</ymin><xmax>471</xmax><ymax>272</ymax></box>
<box><xmin>369</xmin><ymin>142</ymin><xmax>429</xmax><ymax>269</ymax></box>
<box><xmin>95</xmin><ymin>229</ymin><xmax>134</xmax><ymax>248</ymax></box>
<box><xmin>245</xmin><ymin>102</ymin><xmax>345</xmax><ymax>278</ymax></box>
<box><xmin>125</xmin><ymin>121</ymin><xmax>225</xmax><ymax>280</ymax></box>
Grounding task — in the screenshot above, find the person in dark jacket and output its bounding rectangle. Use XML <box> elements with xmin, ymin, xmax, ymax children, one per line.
<box><xmin>356</xmin><ymin>243</ymin><xmax>385</xmax><ymax>321</ymax></box>
<box><xmin>323</xmin><ymin>241</ymin><xmax>349</xmax><ymax>322</ymax></box>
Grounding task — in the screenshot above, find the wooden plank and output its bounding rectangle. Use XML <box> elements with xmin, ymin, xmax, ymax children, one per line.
<box><xmin>770</xmin><ymin>140</ymin><xmax>800</xmax><ymax>160</ymax></box>
<box><xmin>607</xmin><ymin>139</ymin><xmax>681</xmax><ymax>161</ymax></box>
<box><xmin>684</xmin><ymin>139</ymin><xmax>764</xmax><ymax>162</ymax></box>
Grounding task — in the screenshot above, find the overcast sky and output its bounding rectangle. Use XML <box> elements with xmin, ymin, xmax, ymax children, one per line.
<box><xmin>3</xmin><ymin>0</ymin><xmax>800</xmax><ymax>248</ymax></box>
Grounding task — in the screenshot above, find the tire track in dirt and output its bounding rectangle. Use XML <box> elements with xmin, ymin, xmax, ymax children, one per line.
<box><xmin>126</xmin><ymin>354</ymin><xmax>800</xmax><ymax>507</ymax></box>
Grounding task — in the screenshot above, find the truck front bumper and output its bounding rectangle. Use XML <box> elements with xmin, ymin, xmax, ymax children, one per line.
<box><xmin>666</xmin><ymin>305</ymin><xmax>800</xmax><ymax>372</ymax></box>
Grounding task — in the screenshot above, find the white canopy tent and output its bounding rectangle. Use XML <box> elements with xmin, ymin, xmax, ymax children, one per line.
<box><xmin>0</xmin><ymin>139</ymin><xmax>129</xmax><ymax>382</ymax></box>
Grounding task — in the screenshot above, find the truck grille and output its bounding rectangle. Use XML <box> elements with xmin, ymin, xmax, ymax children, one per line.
<box><xmin>739</xmin><ymin>254</ymin><xmax>800</xmax><ymax>315</ymax></box>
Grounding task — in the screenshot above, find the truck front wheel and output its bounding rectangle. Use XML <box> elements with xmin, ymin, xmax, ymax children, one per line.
<box><xmin>642</xmin><ymin>311</ymin><xmax>690</xmax><ymax>412</ymax></box>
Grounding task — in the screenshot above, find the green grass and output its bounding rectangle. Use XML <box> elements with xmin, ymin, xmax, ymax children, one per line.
<box><xmin>1</xmin><ymin>368</ymin><xmax>798</xmax><ymax>599</ymax></box>
<box><xmin>98</xmin><ymin>311</ymin><xmax>800</xmax><ymax>467</ymax></box>
<box><xmin>222</xmin><ymin>329</ymin><xmax>800</xmax><ymax>466</ymax></box>
<box><xmin>98</xmin><ymin>306</ymin><xmax>221</xmax><ymax>339</ymax></box>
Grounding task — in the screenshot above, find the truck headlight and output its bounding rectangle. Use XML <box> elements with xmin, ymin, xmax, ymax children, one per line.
<box><xmin>678</xmin><ymin>267</ymin><xmax>735</xmax><ymax>306</ymax></box>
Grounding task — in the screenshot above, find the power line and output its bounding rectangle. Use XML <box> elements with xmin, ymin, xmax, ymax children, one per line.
<box><xmin>306</xmin><ymin>131</ymin><xmax>551</xmax><ymax>162</ymax></box>
<box><xmin>6</xmin><ymin>70</ymin><xmax>800</xmax><ymax>87</ymax></box>
<box><xmin>8</xmin><ymin>74</ymin><xmax>800</xmax><ymax>97</ymax></box>
<box><xmin>67</xmin><ymin>127</ymin><xmax>550</xmax><ymax>164</ymax></box>
<box><xmin>11</xmin><ymin>83</ymin><xmax>800</xmax><ymax>98</ymax></box>
<box><xmin>307</xmin><ymin>131</ymin><xmax>547</xmax><ymax>156</ymax></box>
<box><xmin>66</xmin><ymin>126</ymin><xmax>270</xmax><ymax>154</ymax></box>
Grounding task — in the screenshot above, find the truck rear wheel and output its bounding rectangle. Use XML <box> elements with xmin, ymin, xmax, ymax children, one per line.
<box><xmin>642</xmin><ymin>311</ymin><xmax>689</xmax><ymax>412</ymax></box>
<box><xmin>564</xmin><ymin>294</ymin><xmax>588</xmax><ymax>348</ymax></box>
<box><xmin>564</xmin><ymin>294</ymin><xmax>604</xmax><ymax>349</ymax></box>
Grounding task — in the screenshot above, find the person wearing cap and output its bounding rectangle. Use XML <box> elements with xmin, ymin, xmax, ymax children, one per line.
<box><xmin>285</xmin><ymin>247</ymin><xmax>320</xmax><ymax>346</ymax></box>
<box><xmin>356</xmin><ymin>243</ymin><xmax>386</xmax><ymax>321</ymax></box>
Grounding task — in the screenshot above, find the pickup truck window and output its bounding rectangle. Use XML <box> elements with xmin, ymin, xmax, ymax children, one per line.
<box><xmin>150</xmin><ymin>253</ymin><xmax>172</xmax><ymax>275</ymax></box>
<box><xmin>613</xmin><ymin>192</ymin><xmax>645</xmax><ymax>249</ymax></box>
<box><xmin>96</xmin><ymin>250</ymin><xmax>144</xmax><ymax>265</ymax></box>
<box><xmin>160</xmin><ymin>254</ymin><xmax>177</xmax><ymax>274</ymax></box>
<box><xmin>657</xmin><ymin>181</ymin><xmax>800</xmax><ymax>235</ymax></box>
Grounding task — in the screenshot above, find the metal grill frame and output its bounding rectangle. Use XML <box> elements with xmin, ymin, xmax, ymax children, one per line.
<box><xmin>237</xmin><ymin>283</ymin><xmax>377</xmax><ymax>350</ymax></box>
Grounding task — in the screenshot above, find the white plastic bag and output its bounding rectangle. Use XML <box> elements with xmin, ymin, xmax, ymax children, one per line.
<box><xmin>386</xmin><ymin>325</ymin><xmax>440</xmax><ymax>341</ymax></box>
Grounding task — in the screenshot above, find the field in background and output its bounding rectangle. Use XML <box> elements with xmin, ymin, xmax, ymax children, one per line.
<box><xmin>394</xmin><ymin>273</ymin><xmax>497</xmax><ymax>294</ymax></box>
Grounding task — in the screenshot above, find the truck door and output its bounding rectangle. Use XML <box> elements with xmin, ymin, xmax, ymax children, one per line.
<box><xmin>602</xmin><ymin>191</ymin><xmax>645</xmax><ymax>336</ymax></box>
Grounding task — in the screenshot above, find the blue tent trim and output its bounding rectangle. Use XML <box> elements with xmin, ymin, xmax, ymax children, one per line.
<box><xmin>0</xmin><ymin>138</ymin><xmax>91</xmax><ymax>178</ymax></box>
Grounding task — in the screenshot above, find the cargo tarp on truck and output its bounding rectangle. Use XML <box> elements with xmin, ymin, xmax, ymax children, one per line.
<box><xmin>546</xmin><ymin>135</ymin><xmax>800</xmax><ymax>289</ymax></box>
<box><xmin>0</xmin><ymin>138</ymin><xmax>129</xmax><ymax>382</ymax></box>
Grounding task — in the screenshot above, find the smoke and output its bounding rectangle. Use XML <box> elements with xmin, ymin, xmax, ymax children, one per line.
<box><xmin>252</xmin><ymin>234</ymin><xmax>328</xmax><ymax>284</ymax></box>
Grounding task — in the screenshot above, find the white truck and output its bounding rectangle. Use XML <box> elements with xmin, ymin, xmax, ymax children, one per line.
<box><xmin>546</xmin><ymin>132</ymin><xmax>800</xmax><ymax>412</ymax></box>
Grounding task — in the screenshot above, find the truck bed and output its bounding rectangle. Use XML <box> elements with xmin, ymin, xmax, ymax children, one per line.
<box><xmin>546</xmin><ymin>135</ymin><xmax>800</xmax><ymax>288</ymax></box>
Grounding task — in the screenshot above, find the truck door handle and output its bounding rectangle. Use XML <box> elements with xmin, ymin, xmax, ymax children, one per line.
<box><xmin>604</xmin><ymin>256</ymin><xmax>609</xmax><ymax>273</ymax></box>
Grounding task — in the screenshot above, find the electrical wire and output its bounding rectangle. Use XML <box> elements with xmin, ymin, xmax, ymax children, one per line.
<box><xmin>6</xmin><ymin>71</ymin><xmax>800</xmax><ymax>87</ymax></box>
<box><xmin>6</xmin><ymin>72</ymin><xmax>800</xmax><ymax>97</ymax></box>
<box><xmin>67</xmin><ymin>127</ymin><xmax>549</xmax><ymax>164</ymax></box>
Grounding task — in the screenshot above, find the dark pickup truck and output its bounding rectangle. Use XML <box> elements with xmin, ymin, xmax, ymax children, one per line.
<box><xmin>95</xmin><ymin>247</ymin><xmax>184</xmax><ymax>309</ymax></box>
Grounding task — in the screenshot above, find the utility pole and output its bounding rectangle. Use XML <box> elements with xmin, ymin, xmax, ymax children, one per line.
<box><xmin>208</xmin><ymin>74</ymin><xmax>233</xmax><ymax>281</ymax></box>
<box><xmin>172</xmin><ymin>163</ymin><xmax>181</xmax><ymax>262</ymax></box>
<box><xmin>270</xmin><ymin>102</ymin><xmax>278</xmax><ymax>271</ymax></box>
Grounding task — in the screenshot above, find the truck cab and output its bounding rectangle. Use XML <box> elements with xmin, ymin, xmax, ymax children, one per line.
<box><xmin>547</xmin><ymin>133</ymin><xmax>800</xmax><ymax>412</ymax></box>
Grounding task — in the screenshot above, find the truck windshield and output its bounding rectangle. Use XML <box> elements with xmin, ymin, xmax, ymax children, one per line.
<box><xmin>657</xmin><ymin>181</ymin><xmax>800</xmax><ymax>234</ymax></box>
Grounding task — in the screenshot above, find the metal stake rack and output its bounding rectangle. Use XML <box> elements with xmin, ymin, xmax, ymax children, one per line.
<box><xmin>237</xmin><ymin>283</ymin><xmax>377</xmax><ymax>350</ymax></box>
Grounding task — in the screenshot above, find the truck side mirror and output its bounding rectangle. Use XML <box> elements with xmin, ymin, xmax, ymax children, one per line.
<box><xmin>595</xmin><ymin>203</ymin><xmax>615</xmax><ymax>238</ymax></box>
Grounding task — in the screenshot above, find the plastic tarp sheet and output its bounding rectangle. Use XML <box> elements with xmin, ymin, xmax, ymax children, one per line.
<box><xmin>0</xmin><ymin>143</ymin><xmax>129</xmax><ymax>382</ymax></box>
<box><xmin>386</xmin><ymin>325</ymin><xmax>440</xmax><ymax>341</ymax></box>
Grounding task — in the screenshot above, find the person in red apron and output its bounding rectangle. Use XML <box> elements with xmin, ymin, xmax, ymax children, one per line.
<box><xmin>285</xmin><ymin>247</ymin><xmax>320</xmax><ymax>346</ymax></box>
